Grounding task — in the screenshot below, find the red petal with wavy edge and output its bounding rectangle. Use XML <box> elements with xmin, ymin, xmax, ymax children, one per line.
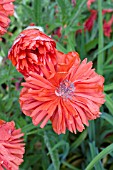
<box><xmin>8</xmin><ymin>29</ymin><xmax>57</xmax><ymax>77</ymax></box>
<box><xmin>0</xmin><ymin>0</ymin><xmax>14</xmax><ymax>36</ymax></box>
<box><xmin>0</xmin><ymin>120</ymin><xmax>25</xmax><ymax>170</ymax></box>
<box><xmin>20</xmin><ymin>51</ymin><xmax>105</xmax><ymax>135</ymax></box>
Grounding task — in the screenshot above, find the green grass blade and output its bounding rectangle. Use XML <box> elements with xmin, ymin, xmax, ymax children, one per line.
<box><xmin>62</xmin><ymin>161</ymin><xmax>80</xmax><ymax>170</ymax></box>
<box><xmin>104</xmin><ymin>54</ymin><xmax>113</xmax><ymax>66</ymax></box>
<box><xmin>97</xmin><ymin>0</ymin><xmax>104</xmax><ymax>75</ymax></box>
<box><xmin>44</xmin><ymin>131</ymin><xmax>60</xmax><ymax>170</ymax></box>
<box><xmin>88</xmin><ymin>121</ymin><xmax>95</xmax><ymax>142</ymax></box>
<box><xmin>47</xmin><ymin>140</ymin><xmax>68</xmax><ymax>155</ymax></box>
<box><xmin>69</xmin><ymin>0</ymin><xmax>87</xmax><ymax>27</ymax></box>
<box><xmin>85</xmin><ymin>38</ymin><xmax>98</xmax><ymax>52</ymax></box>
<box><xmin>105</xmin><ymin>94</ymin><xmax>113</xmax><ymax>115</ymax></box>
<box><xmin>104</xmin><ymin>83</ymin><xmax>113</xmax><ymax>91</ymax></box>
<box><xmin>33</xmin><ymin>0</ymin><xmax>41</xmax><ymax>25</ymax></box>
<box><xmin>56</xmin><ymin>0</ymin><xmax>66</xmax><ymax>18</ymax></box>
<box><xmin>85</xmin><ymin>143</ymin><xmax>113</xmax><ymax>170</ymax></box>
<box><xmin>89</xmin><ymin>142</ymin><xmax>104</xmax><ymax>170</ymax></box>
<box><xmin>101</xmin><ymin>112</ymin><xmax>113</xmax><ymax>126</ymax></box>
<box><xmin>70</xmin><ymin>129</ymin><xmax>87</xmax><ymax>150</ymax></box>
<box><xmin>56</xmin><ymin>41</ymin><xmax>67</xmax><ymax>53</ymax></box>
<box><xmin>94</xmin><ymin>41</ymin><xmax>113</xmax><ymax>58</ymax></box>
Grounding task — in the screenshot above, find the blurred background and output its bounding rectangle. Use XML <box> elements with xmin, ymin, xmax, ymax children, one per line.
<box><xmin>0</xmin><ymin>0</ymin><xmax>113</xmax><ymax>169</ymax></box>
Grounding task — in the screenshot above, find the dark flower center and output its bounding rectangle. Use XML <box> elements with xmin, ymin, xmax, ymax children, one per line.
<box><xmin>55</xmin><ymin>79</ymin><xmax>75</xmax><ymax>99</ymax></box>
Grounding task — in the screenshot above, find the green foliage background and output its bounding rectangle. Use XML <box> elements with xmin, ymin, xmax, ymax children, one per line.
<box><xmin>0</xmin><ymin>0</ymin><xmax>113</xmax><ymax>169</ymax></box>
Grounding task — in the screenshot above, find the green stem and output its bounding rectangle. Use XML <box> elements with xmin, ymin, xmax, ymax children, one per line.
<box><xmin>97</xmin><ymin>0</ymin><xmax>104</xmax><ymax>75</ymax></box>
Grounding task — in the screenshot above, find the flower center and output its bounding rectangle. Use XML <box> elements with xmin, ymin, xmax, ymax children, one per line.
<box><xmin>55</xmin><ymin>79</ymin><xmax>75</xmax><ymax>100</ymax></box>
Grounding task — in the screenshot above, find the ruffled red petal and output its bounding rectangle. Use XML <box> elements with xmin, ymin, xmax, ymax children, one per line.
<box><xmin>0</xmin><ymin>120</ymin><xmax>25</xmax><ymax>170</ymax></box>
<box><xmin>19</xmin><ymin>52</ymin><xmax>105</xmax><ymax>134</ymax></box>
<box><xmin>8</xmin><ymin>29</ymin><xmax>57</xmax><ymax>77</ymax></box>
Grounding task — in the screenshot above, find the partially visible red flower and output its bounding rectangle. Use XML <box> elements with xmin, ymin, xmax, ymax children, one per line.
<box><xmin>8</xmin><ymin>28</ymin><xmax>57</xmax><ymax>77</ymax></box>
<box><xmin>53</xmin><ymin>27</ymin><xmax>62</xmax><ymax>38</ymax></box>
<box><xmin>20</xmin><ymin>51</ymin><xmax>105</xmax><ymax>135</ymax></box>
<box><xmin>0</xmin><ymin>0</ymin><xmax>14</xmax><ymax>36</ymax></box>
<box><xmin>84</xmin><ymin>10</ymin><xmax>97</xmax><ymax>31</ymax></box>
<box><xmin>87</xmin><ymin>0</ymin><xmax>95</xmax><ymax>9</ymax></box>
<box><xmin>102</xmin><ymin>9</ymin><xmax>113</xmax><ymax>15</ymax></box>
<box><xmin>71</xmin><ymin>0</ymin><xmax>76</xmax><ymax>7</ymax></box>
<box><xmin>0</xmin><ymin>120</ymin><xmax>25</xmax><ymax>170</ymax></box>
<box><xmin>103</xmin><ymin>15</ymin><xmax>113</xmax><ymax>37</ymax></box>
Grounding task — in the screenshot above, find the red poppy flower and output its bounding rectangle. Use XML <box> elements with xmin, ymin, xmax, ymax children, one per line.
<box><xmin>84</xmin><ymin>10</ymin><xmax>97</xmax><ymax>31</ymax></box>
<box><xmin>8</xmin><ymin>28</ymin><xmax>57</xmax><ymax>77</ymax></box>
<box><xmin>0</xmin><ymin>120</ymin><xmax>25</xmax><ymax>170</ymax></box>
<box><xmin>19</xmin><ymin>51</ymin><xmax>105</xmax><ymax>135</ymax></box>
<box><xmin>0</xmin><ymin>0</ymin><xmax>14</xmax><ymax>36</ymax></box>
<box><xmin>103</xmin><ymin>15</ymin><xmax>113</xmax><ymax>37</ymax></box>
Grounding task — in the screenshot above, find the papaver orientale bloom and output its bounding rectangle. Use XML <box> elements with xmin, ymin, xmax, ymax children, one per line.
<box><xmin>0</xmin><ymin>120</ymin><xmax>25</xmax><ymax>170</ymax></box>
<box><xmin>20</xmin><ymin>51</ymin><xmax>105</xmax><ymax>135</ymax></box>
<box><xmin>0</xmin><ymin>0</ymin><xmax>14</xmax><ymax>35</ymax></box>
<box><xmin>8</xmin><ymin>28</ymin><xmax>56</xmax><ymax>77</ymax></box>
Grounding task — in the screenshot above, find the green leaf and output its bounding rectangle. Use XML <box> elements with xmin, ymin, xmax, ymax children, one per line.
<box><xmin>0</xmin><ymin>76</ymin><xmax>8</xmax><ymax>85</ymax></box>
<box><xmin>88</xmin><ymin>121</ymin><xmax>95</xmax><ymax>142</ymax></box>
<box><xmin>97</xmin><ymin>0</ymin><xmax>104</xmax><ymax>75</ymax></box>
<box><xmin>94</xmin><ymin>41</ymin><xmax>113</xmax><ymax>58</ymax></box>
<box><xmin>69</xmin><ymin>0</ymin><xmax>87</xmax><ymax>27</ymax></box>
<box><xmin>85</xmin><ymin>38</ymin><xmax>98</xmax><ymax>52</ymax></box>
<box><xmin>105</xmin><ymin>94</ymin><xmax>113</xmax><ymax>115</ymax></box>
<box><xmin>89</xmin><ymin>142</ymin><xmax>104</xmax><ymax>170</ymax></box>
<box><xmin>33</xmin><ymin>0</ymin><xmax>42</xmax><ymax>25</ymax></box>
<box><xmin>47</xmin><ymin>140</ymin><xmax>68</xmax><ymax>155</ymax></box>
<box><xmin>56</xmin><ymin>41</ymin><xmax>67</xmax><ymax>53</ymax></box>
<box><xmin>104</xmin><ymin>54</ymin><xmax>113</xmax><ymax>66</ymax></box>
<box><xmin>56</xmin><ymin>0</ymin><xmax>66</xmax><ymax>17</ymax></box>
<box><xmin>67</xmin><ymin>32</ymin><xmax>76</xmax><ymax>51</ymax></box>
<box><xmin>22</xmin><ymin>123</ymin><xmax>36</xmax><ymax>133</ymax></box>
<box><xmin>104</xmin><ymin>83</ymin><xmax>113</xmax><ymax>91</ymax></box>
<box><xmin>62</xmin><ymin>161</ymin><xmax>80</xmax><ymax>170</ymax></box>
<box><xmin>101</xmin><ymin>112</ymin><xmax>113</xmax><ymax>126</ymax></box>
<box><xmin>85</xmin><ymin>143</ymin><xmax>113</xmax><ymax>170</ymax></box>
<box><xmin>44</xmin><ymin>131</ymin><xmax>60</xmax><ymax>170</ymax></box>
<box><xmin>70</xmin><ymin>129</ymin><xmax>87</xmax><ymax>150</ymax></box>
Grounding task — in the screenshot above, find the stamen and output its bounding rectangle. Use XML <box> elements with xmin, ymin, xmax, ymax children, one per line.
<box><xmin>55</xmin><ymin>79</ymin><xmax>75</xmax><ymax>100</ymax></box>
